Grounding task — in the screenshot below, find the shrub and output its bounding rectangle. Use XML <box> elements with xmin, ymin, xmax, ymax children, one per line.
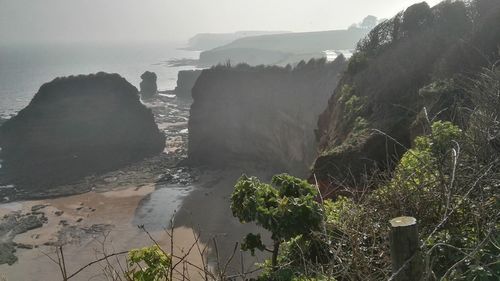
<box><xmin>126</xmin><ymin>245</ymin><xmax>171</xmax><ymax>281</ymax></box>
<box><xmin>231</xmin><ymin>174</ymin><xmax>323</xmax><ymax>270</ymax></box>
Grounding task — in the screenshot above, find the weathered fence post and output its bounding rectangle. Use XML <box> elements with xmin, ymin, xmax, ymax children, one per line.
<box><xmin>389</xmin><ymin>216</ymin><xmax>424</xmax><ymax>281</ymax></box>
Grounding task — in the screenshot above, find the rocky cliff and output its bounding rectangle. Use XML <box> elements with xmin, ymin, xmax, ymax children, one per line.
<box><xmin>0</xmin><ymin>72</ymin><xmax>165</xmax><ymax>188</ymax></box>
<box><xmin>172</xmin><ymin>70</ymin><xmax>202</xmax><ymax>99</ymax></box>
<box><xmin>188</xmin><ymin>57</ymin><xmax>347</xmax><ymax>176</ymax></box>
<box><xmin>312</xmin><ymin>0</ymin><xmax>500</xmax><ymax>190</ymax></box>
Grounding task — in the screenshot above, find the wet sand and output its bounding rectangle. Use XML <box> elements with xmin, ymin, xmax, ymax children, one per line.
<box><xmin>0</xmin><ymin>185</ymin><xmax>207</xmax><ymax>281</ymax></box>
<box><xmin>176</xmin><ymin>167</ymin><xmax>274</xmax><ymax>278</ymax></box>
<box><xmin>0</xmin><ymin>166</ymin><xmax>278</xmax><ymax>281</ymax></box>
<box><xmin>0</xmin><ymin>97</ymin><xmax>272</xmax><ymax>280</ymax></box>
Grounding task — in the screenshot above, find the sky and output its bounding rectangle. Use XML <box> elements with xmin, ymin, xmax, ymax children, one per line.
<box><xmin>0</xmin><ymin>0</ymin><xmax>443</xmax><ymax>44</ymax></box>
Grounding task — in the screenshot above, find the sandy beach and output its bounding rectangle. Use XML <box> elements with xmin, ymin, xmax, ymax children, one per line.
<box><xmin>0</xmin><ymin>164</ymin><xmax>276</xmax><ymax>281</ymax></box>
<box><xmin>176</xmin><ymin>167</ymin><xmax>274</xmax><ymax>278</ymax></box>
<box><xmin>0</xmin><ymin>97</ymin><xmax>270</xmax><ymax>280</ymax></box>
<box><xmin>0</xmin><ymin>96</ymin><xmax>209</xmax><ymax>280</ymax></box>
<box><xmin>0</xmin><ymin>184</ymin><xmax>210</xmax><ymax>281</ymax></box>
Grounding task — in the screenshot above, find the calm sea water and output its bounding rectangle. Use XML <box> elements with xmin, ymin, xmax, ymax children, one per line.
<box><xmin>0</xmin><ymin>42</ymin><xmax>199</xmax><ymax>118</ymax></box>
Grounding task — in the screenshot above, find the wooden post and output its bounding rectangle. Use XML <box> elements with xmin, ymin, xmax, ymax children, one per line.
<box><xmin>389</xmin><ymin>216</ymin><xmax>424</xmax><ymax>281</ymax></box>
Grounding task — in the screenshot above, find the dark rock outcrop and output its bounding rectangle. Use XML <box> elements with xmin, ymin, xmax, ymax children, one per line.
<box><xmin>139</xmin><ymin>71</ymin><xmax>158</xmax><ymax>100</ymax></box>
<box><xmin>0</xmin><ymin>72</ymin><xmax>165</xmax><ymax>189</ymax></box>
<box><xmin>311</xmin><ymin>0</ymin><xmax>500</xmax><ymax>190</ymax></box>
<box><xmin>188</xmin><ymin>57</ymin><xmax>347</xmax><ymax>176</ymax></box>
<box><xmin>172</xmin><ymin>70</ymin><xmax>202</xmax><ymax>99</ymax></box>
<box><xmin>0</xmin><ymin>212</ymin><xmax>45</xmax><ymax>265</ymax></box>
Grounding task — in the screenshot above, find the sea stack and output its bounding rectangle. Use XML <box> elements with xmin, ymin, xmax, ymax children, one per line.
<box><xmin>139</xmin><ymin>71</ymin><xmax>158</xmax><ymax>100</ymax></box>
<box><xmin>0</xmin><ymin>72</ymin><xmax>165</xmax><ymax>188</ymax></box>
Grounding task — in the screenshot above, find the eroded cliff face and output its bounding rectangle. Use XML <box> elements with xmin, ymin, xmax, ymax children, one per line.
<box><xmin>188</xmin><ymin>58</ymin><xmax>347</xmax><ymax>176</ymax></box>
<box><xmin>312</xmin><ymin>0</ymin><xmax>500</xmax><ymax>190</ymax></box>
<box><xmin>0</xmin><ymin>72</ymin><xmax>165</xmax><ymax>188</ymax></box>
<box><xmin>173</xmin><ymin>70</ymin><xmax>202</xmax><ymax>99</ymax></box>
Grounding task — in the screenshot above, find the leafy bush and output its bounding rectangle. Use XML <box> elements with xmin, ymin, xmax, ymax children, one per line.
<box><xmin>267</xmin><ymin>113</ymin><xmax>497</xmax><ymax>280</ymax></box>
<box><xmin>126</xmin><ymin>246</ymin><xmax>171</xmax><ymax>281</ymax></box>
<box><xmin>231</xmin><ymin>174</ymin><xmax>323</xmax><ymax>270</ymax></box>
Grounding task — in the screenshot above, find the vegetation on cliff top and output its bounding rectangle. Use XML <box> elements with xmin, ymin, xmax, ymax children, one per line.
<box><xmin>198</xmin><ymin>19</ymin><xmax>374</xmax><ymax>66</ymax></box>
<box><xmin>232</xmin><ymin>74</ymin><xmax>499</xmax><ymax>279</ymax></box>
<box><xmin>7</xmin><ymin>1</ymin><xmax>499</xmax><ymax>281</ymax></box>
<box><xmin>313</xmin><ymin>0</ymin><xmax>500</xmax><ymax>189</ymax></box>
<box><xmin>223</xmin><ymin>1</ymin><xmax>500</xmax><ymax>280</ymax></box>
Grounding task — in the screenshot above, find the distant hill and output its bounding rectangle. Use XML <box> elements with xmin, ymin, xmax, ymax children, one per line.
<box><xmin>198</xmin><ymin>27</ymin><xmax>370</xmax><ymax>66</ymax></box>
<box><xmin>211</xmin><ymin>27</ymin><xmax>369</xmax><ymax>53</ymax></box>
<box><xmin>186</xmin><ymin>31</ymin><xmax>290</xmax><ymax>51</ymax></box>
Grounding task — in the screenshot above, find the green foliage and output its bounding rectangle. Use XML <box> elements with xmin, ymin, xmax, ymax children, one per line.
<box><xmin>282</xmin><ymin>116</ymin><xmax>497</xmax><ymax>280</ymax></box>
<box><xmin>324</xmin><ymin>196</ymin><xmax>358</xmax><ymax>225</ymax></box>
<box><xmin>257</xmin><ymin>259</ymin><xmax>296</xmax><ymax>281</ymax></box>
<box><xmin>429</xmin><ymin>120</ymin><xmax>462</xmax><ymax>155</ymax></box>
<box><xmin>231</xmin><ymin>173</ymin><xmax>323</xmax><ymax>271</ymax></box>
<box><xmin>242</xmin><ymin>233</ymin><xmax>266</xmax><ymax>255</ymax></box>
<box><xmin>346</xmin><ymin>52</ymin><xmax>368</xmax><ymax>74</ymax></box>
<box><xmin>272</xmin><ymin>173</ymin><xmax>317</xmax><ymax>197</ymax></box>
<box><xmin>337</xmin><ymin>84</ymin><xmax>354</xmax><ymax>103</ymax></box>
<box><xmin>418</xmin><ymin>79</ymin><xmax>457</xmax><ymax>98</ymax></box>
<box><xmin>336</xmin><ymin>83</ymin><xmax>367</xmax><ymax>128</ymax></box>
<box><xmin>373</xmin><ymin>121</ymin><xmax>462</xmax><ymax>223</ymax></box>
<box><xmin>352</xmin><ymin>116</ymin><xmax>368</xmax><ymax>132</ymax></box>
<box><xmin>257</xmin><ymin>251</ymin><xmax>336</xmax><ymax>281</ymax></box>
<box><xmin>258</xmin><ymin>262</ymin><xmax>334</xmax><ymax>281</ymax></box>
<box><xmin>126</xmin><ymin>246</ymin><xmax>171</xmax><ymax>281</ymax></box>
<box><xmin>231</xmin><ymin>174</ymin><xmax>323</xmax><ymax>242</ymax></box>
<box><xmin>344</xmin><ymin>95</ymin><xmax>363</xmax><ymax>116</ymax></box>
<box><xmin>465</xmin><ymin>67</ymin><xmax>500</xmax><ymax>162</ymax></box>
<box><xmin>309</xmin><ymin>1</ymin><xmax>500</xmax><ymax>278</ymax></box>
<box><xmin>322</xmin><ymin>128</ymin><xmax>371</xmax><ymax>157</ymax></box>
<box><xmin>401</xmin><ymin>2</ymin><xmax>433</xmax><ymax>34</ymax></box>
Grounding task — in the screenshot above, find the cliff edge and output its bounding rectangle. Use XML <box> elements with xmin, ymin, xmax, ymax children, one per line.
<box><xmin>188</xmin><ymin>57</ymin><xmax>347</xmax><ymax>176</ymax></box>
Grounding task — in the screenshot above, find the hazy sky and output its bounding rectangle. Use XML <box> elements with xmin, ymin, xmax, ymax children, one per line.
<box><xmin>0</xmin><ymin>0</ymin><xmax>443</xmax><ymax>44</ymax></box>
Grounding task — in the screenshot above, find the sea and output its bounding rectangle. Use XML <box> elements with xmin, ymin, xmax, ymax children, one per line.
<box><xmin>0</xmin><ymin>42</ymin><xmax>199</xmax><ymax>220</ymax></box>
<box><xmin>0</xmin><ymin>42</ymin><xmax>200</xmax><ymax>118</ymax></box>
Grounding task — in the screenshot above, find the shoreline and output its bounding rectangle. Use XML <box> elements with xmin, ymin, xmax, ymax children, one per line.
<box><xmin>0</xmin><ymin>184</ymin><xmax>208</xmax><ymax>281</ymax></box>
<box><xmin>0</xmin><ymin>95</ymin><xmax>193</xmax><ymax>203</ymax></box>
<box><xmin>0</xmin><ymin>90</ymin><xmax>271</xmax><ymax>280</ymax></box>
<box><xmin>0</xmin><ymin>166</ymin><xmax>272</xmax><ymax>280</ymax></box>
<box><xmin>0</xmin><ymin>96</ymin><xmax>204</xmax><ymax>280</ymax></box>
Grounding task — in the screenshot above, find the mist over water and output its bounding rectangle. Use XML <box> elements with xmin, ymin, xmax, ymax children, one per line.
<box><xmin>0</xmin><ymin>42</ymin><xmax>199</xmax><ymax>117</ymax></box>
